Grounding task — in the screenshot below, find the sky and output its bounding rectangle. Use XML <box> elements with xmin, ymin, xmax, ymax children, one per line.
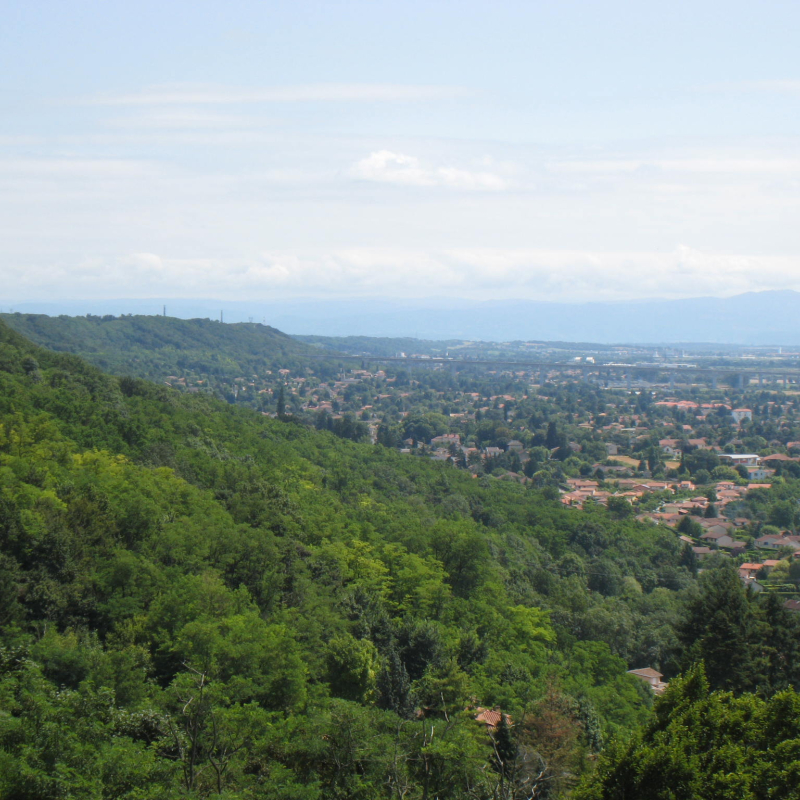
<box><xmin>3</xmin><ymin>0</ymin><xmax>800</xmax><ymax>305</ymax></box>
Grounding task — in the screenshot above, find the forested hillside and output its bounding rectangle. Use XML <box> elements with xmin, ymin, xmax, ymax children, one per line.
<box><xmin>2</xmin><ymin>318</ymin><xmax>799</xmax><ymax>798</ymax></box>
<box><xmin>0</xmin><ymin>312</ymin><xmax>329</xmax><ymax>385</ymax></box>
<box><xmin>0</xmin><ymin>318</ymin><xmax>675</xmax><ymax>797</ymax></box>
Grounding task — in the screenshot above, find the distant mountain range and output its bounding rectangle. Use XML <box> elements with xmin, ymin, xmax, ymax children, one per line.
<box><xmin>4</xmin><ymin>289</ymin><xmax>800</xmax><ymax>345</ymax></box>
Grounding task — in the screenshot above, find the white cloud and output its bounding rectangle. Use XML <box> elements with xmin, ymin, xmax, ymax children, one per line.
<box><xmin>350</xmin><ymin>150</ymin><xmax>508</xmax><ymax>191</ymax></box>
<box><xmin>83</xmin><ymin>83</ymin><xmax>469</xmax><ymax>106</ymax></box>
<box><xmin>5</xmin><ymin>246</ymin><xmax>800</xmax><ymax>304</ymax></box>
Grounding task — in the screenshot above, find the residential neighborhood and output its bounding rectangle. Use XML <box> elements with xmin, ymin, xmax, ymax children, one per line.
<box><xmin>153</xmin><ymin>338</ymin><xmax>800</xmax><ymax>601</ymax></box>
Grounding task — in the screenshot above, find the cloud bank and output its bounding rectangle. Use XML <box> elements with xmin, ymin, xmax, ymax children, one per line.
<box><xmin>4</xmin><ymin>246</ymin><xmax>799</xmax><ymax>305</ymax></box>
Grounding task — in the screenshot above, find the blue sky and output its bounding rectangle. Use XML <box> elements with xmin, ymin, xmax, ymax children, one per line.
<box><xmin>3</xmin><ymin>0</ymin><xmax>800</xmax><ymax>304</ymax></box>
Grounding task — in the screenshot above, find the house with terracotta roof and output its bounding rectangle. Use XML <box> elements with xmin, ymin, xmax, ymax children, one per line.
<box><xmin>474</xmin><ymin>707</ymin><xmax>512</xmax><ymax>731</ymax></box>
<box><xmin>659</xmin><ymin>438</ymin><xmax>682</xmax><ymax>457</ymax></box>
<box><xmin>628</xmin><ymin>668</ymin><xmax>668</xmax><ymax>695</ymax></box>
<box><xmin>738</xmin><ymin>563</ymin><xmax>763</xmax><ymax>580</ymax></box>
<box><xmin>697</xmin><ymin>519</ymin><xmax>732</xmax><ymax>531</ymax></box>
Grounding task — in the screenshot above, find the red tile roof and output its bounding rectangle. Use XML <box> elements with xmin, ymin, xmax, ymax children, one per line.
<box><xmin>628</xmin><ymin>668</ymin><xmax>663</xmax><ymax>679</ymax></box>
<box><xmin>474</xmin><ymin>707</ymin><xmax>512</xmax><ymax>730</ymax></box>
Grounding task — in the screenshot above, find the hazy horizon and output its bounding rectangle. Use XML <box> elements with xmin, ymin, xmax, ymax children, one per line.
<box><xmin>6</xmin><ymin>289</ymin><xmax>800</xmax><ymax>346</ymax></box>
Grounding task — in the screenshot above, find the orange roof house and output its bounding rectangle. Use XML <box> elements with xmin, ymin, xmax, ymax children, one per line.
<box><xmin>628</xmin><ymin>668</ymin><xmax>668</xmax><ymax>695</ymax></box>
<box><xmin>474</xmin><ymin>707</ymin><xmax>513</xmax><ymax>731</ymax></box>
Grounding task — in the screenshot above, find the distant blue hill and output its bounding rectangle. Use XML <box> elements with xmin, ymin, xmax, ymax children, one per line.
<box><xmin>4</xmin><ymin>289</ymin><xmax>800</xmax><ymax>345</ymax></box>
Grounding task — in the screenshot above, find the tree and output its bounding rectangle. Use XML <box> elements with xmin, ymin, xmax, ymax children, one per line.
<box><xmin>606</xmin><ymin>496</ymin><xmax>632</xmax><ymax>519</ymax></box>
<box><xmin>376</xmin><ymin>646</ymin><xmax>414</xmax><ymax>718</ymax></box>
<box><xmin>324</xmin><ymin>634</ymin><xmax>379</xmax><ymax>703</ymax></box>
<box><xmin>677</xmin><ymin>566</ymin><xmax>765</xmax><ymax>693</ymax></box>
<box><xmin>574</xmin><ymin>665</ymin><xmax>800</xmax><ymax>800</ymax></box>
<box><xmin>758</xmin><ymin>591</ymin><xmax>800</xmax><ymax>695</ymax></box>
<box><xmin>545</xmin><ymin>421</ymin><xmax>565</xmax><ymax>450</ymax></box>
<box><xmin>676</xmin><ymin>514</ymin><xmax>703</xmax><ymax>539</ymax></box>
<box><xmin>276</xmin><ymin>385</ymin><xmax>286</xmax><ymax>417</ymax></box>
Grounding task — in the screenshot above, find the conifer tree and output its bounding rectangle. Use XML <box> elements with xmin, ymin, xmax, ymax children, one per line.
<box><xmin>276</xmin><ymin>385</ymin><xmax>286</xmax><ymax>417</ymax></box>
<box><xmin>678</xmin><ymin>565</ymin><xmax>765</xmax><ymax>693</ymax></box>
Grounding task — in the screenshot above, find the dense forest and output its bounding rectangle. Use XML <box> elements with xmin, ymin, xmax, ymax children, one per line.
<box><xmin>0</xmin><ymin>313</ymin><xmax>336</xmax><ymax>386</ymax></box>
<box><xmin>2</xmin><ymin>317</ymin><xmax>800</xmax><ymax>798</ymax></box>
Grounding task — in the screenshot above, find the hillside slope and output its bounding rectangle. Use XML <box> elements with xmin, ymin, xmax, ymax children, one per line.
<box><xmin>0</xmin><ymin>312</ymin><xmax>328</xmax><ymax>383</ymax></box>
<box><xmin>0</xmin><ymin>318</ymin><xmax>695</xmax><ymax>798</ymax></box>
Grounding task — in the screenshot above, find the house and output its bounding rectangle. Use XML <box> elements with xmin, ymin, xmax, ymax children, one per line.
<box><xmin>506</xmin><ymin>440</ymin><xmax>524</xmax><ymax>453</ymax></box>
<box><xmin>738</xmin><ymin>563</ymin><xmax>763</xmax><ymax>580</ymax></box>
<box><xmin>755</xmin><ymin>534</ymin><xmax>800</xmax><ymax>550</ymax></box>
<box><xmin>566</xmin><ymin>479</ymin><xmax>599</xmax><ymax>490</ymax></box>
<box><xmin>474</xmin><ymin>707</ymin><xmax>512</xmax><ymax>731</ymax></box>
<box><xmin>692</xmin><ymin>546</ymin><xmax>713</xmax><ymax>559</ymax></box>
<box><xmin>697</xmin><ymin>519</ymin><xmax>732</xmax><ymax>531</ymax></box>
<box><xmin>633</xmin><ymin>481</ymin><xmax>672</xmax><ymax>493</ymax></box>
<box><xmin>731</xmin><ymin>408</ymin><xmax>753</xmax><ymax>424</ymax></box>
<box><xmin>627</xmin><ymin>668</ymin><xmax>668</xmax><ymax>695</ymax></box>
<box><xmin>483</xmin><ymin>446</ymin><xmax>504</xmax><ymax>458</ymax></box>
<box><xmin>700</xmin><ymin>530</ymin><xmax>736</xmax><ymax>548</ymax></box>
<box><xmin>719</xmin><ymin>454</ymin><xmax>761</xmax><ymax>468</ymax></box>
<box><xmin>605</xmin><ymin>442</ymin><xmax>620</xmax><ymax>456</ymax></box>
<box><xmin>659</xmin><ymin>438</ymin><xmax>682</xmax><ymax>457</ymax></box>
<box><xmin>431</xmin><ymin>433</ymin><xmax>461</xmax><ymax>447</ymax></box>
<box><xmin>783</xmin><ymin>599</ymin><xmax>800</xmax><ymax>613</ymax></box>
